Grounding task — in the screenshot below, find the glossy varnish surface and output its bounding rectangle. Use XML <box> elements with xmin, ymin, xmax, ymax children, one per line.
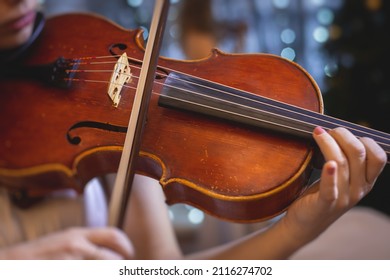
<box><xmin>0</xmin><ymin>14</ymin><xmax>322</xmax><ymax>221</ymax></box>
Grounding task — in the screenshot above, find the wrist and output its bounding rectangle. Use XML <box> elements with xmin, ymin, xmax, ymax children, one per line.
<box><xmin>268</xmin><ymin>217</ymin><xmax>316</xmax><ymax>258</ymax></box>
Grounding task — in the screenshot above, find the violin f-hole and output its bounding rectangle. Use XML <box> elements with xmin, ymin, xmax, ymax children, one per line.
<box><xmin>66</xmin><ymin>121</ymin><xmax>128</xmax><ymax>145</ymax></box>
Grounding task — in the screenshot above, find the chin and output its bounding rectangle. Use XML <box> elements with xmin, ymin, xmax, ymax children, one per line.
<box><xmin>0</xmin><ymin>24</ymin><xmax>34</xmax><ymax>50</ymax></box>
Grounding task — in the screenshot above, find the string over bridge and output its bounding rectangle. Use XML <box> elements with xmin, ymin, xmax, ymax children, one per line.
<box><xmin>107</xmin><ymin>52</ymin><xmax>131</xmax><ymax>107</ymax></box>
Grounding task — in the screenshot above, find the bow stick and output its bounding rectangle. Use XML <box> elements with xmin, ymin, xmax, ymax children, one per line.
<box><xmin>108</xmin><ymin>0</ymin><xmax>170</xmax><ymax>227</ymax></box>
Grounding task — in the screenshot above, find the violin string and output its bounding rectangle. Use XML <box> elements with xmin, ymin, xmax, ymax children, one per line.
<box><xmin>86</xmin><ymin>68</ymin><xmax>390</xmax><ymax>144</ymax></box>
<box><xmin>70</xmin><ymin>76</ymin><xmax>319</xmax><ymax>141</ymax></box>
<box><xmin>146</xmin><ymin>81</ymin><xmax>390</xmax><ymax>150</ymax></box>
<box><xmin>70</xmin><ymin>64</ymin><xmax>390</xmax><ymax>150</ymax></box>
<box><xmin>133</xmin><ymin>61</ymin><xmax>390</xmax><ymax>139</ymax></box>
<box><xmin>68</xmin><ymin>56</ymin><xmax>390</xmax><ymax>149</ymax></box>
<box><xmin>67</xmin><ymin>73</ymin><xmax>390</xmax><ymax>153</ymax></box>
<box><xmin>152</xmin><ymin>70</ymin><xmax>390</xmax><ymax>140</ymax></box>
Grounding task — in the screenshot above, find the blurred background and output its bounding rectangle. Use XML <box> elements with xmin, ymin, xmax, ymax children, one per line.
<box><xmin>39</xmin><ymin>0</ymin><xmax>389</xmax><ymax>253</ymax></box>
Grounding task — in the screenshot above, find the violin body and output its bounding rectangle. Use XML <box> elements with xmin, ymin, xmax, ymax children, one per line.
<box><xmin>0</xmin><ymin>13</ymin><xmax>322</xmax><ymax>222</ymax></box>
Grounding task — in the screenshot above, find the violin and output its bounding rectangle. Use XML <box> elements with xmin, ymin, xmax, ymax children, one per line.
<box><xmin>0</xmin><ymin>13</ymin><xmax>389</xmax><ymax>222</ymax></box>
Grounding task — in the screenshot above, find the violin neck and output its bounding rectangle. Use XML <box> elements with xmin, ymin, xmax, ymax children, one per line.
<box><xmin>159</xmin><ymin>72</ymin><xmax>390</xmax><ymax>164</ymax></box>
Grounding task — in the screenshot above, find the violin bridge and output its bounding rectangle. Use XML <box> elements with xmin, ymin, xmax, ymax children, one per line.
<box><xmin>107</xmin><ymin>52</ymin><xmax>131</xmax><ymax>107</ymax></box>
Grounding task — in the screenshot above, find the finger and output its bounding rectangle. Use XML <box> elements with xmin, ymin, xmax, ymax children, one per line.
<box><xmin>86</xmin><ymin>245</ymin><xmax>125</xmax><ymax>260</ymax></box>
<box><xmin>86</xmin><ymin>227</ymin><xmax>135</xmax><ymax>259</ymax></box>
<box><xmin>360</xmin><ymin>137</ymin><xmax>387</xmax><ymax>185</ymax></box>
<box><xmin>329</xmin><ymin>127</ymin><xmax>366</xmax><ymax>189</ymax></box>
<box><xmin>313</xmin><ymin>127</ymin><xmax>346</xmax><ymax>166</ymax></box>
<box><xmin>318</xmin><ymin>160</ymin><xmax>338</xmax><ymax>207</ymax></box>
<box><xmin>313</xmin><ymin>127</ymin><xmax>349</xmax><ymax>194</ymax></box>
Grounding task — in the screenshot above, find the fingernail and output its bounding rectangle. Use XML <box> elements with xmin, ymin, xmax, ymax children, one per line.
<box><xmin>327</xmin><ymin>161</ymin><xmax>336</xmax><ymax>175</ymax></box>
<box><xmin>314</xmin><ymin>126</ymin><xmax>326</xmax><ymax>135</ymax></box>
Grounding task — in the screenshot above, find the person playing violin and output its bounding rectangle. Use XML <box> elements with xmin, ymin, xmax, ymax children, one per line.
<box><xmin>0</xmin><ymin>0</ymin><xmax>389</xmax><ymax>260</ymax></box>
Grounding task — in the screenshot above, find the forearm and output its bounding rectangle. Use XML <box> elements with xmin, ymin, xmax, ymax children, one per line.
<box><xmin>0</xmin><ymin>243</ymin><xmax>35</xmax><ymax>260</ymax></box>
<box><xmin>0</xmin><ymin>247</ymin><xmax>13</xmax><ymax>259</ymax></box>
<box><xmin>185</xmin><ymin>218</ymin><xmax>309</xmax><ymax>260</ymax></box>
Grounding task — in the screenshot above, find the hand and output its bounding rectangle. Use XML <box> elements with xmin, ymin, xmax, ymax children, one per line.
<box><xmin>281</xmin><ymin>127</ymin><xmax>387</xmax><ymax>243</ymax></box>
<box><xmin>0</xmin><ymin>227</ymin><xmax>134</xmax><ymax>260</ymax></box>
